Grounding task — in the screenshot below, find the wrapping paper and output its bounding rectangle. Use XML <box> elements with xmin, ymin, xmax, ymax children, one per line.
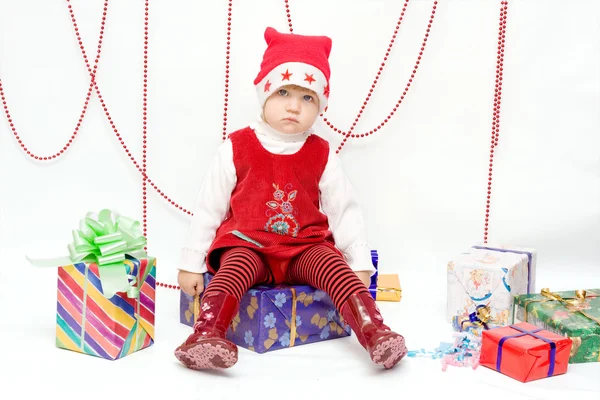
<box><xmin>56</xmin><ymin>256</ymin><xmax>156</xmax><ymax>359</ymax></box>
<box><xmin>480</xmin><ymin>322</ymin><xmax>572</xmax><ymax>382</ymax></box>
<box><xmin>368</xmin><ymin>250</ymin><xmax>401</xmax><ymax>302</ymax></box>
<box><xmin>180</xmin><ymin>276</ymin><xmax>350</xmax><ymax>353</ymax></box>
<box><xmin>447</xmin><ymin>246</ymin><xmax>536</xmax><ymax>324</ymax></box>
<box><xmin>471</xmin><ymin>244</ymin><xmax>537</xmax><ymax>292</ymax></box>
<box><xmin>370</xmin><ymin>274</ymin><xmax>402</xmax><ymax>302</ymax></box>
<box><xmin>513</xmin><ymin>288</ymin><xmax>600</xmax><ymax>363</ymax></box>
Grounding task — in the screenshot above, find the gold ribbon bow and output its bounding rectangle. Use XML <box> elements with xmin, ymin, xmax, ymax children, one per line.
<box><xmin>476</xmin><ymin>304</ymin><xmax>492</xmax><ymax>324</ymax></box>
<box><xmin>458</xmin><ymin>304</ymin><xmax>494</xmax><ymax>332</ymax></box>
<box><xmin>522</xmin><ymin>288</ymin><xmax>600</xmax><ymax>326</ymax></box>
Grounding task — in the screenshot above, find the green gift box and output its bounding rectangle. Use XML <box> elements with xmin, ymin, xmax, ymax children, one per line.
<box><xmin>512</xmin><ymin>288</ymin><xmax>600</xmax><ymax>363</ymax></box>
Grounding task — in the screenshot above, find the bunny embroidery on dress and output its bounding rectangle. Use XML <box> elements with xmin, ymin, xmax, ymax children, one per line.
<box><xmin>264</xmin><ymin>184</ymin><xmax>300</xmax><ymax>237</ymax></box>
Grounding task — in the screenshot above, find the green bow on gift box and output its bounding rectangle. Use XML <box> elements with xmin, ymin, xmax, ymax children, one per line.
<box><xmin>27</xmin><ymin>209</ymin><xmax>147</xmax><ymax>299</ymax></box>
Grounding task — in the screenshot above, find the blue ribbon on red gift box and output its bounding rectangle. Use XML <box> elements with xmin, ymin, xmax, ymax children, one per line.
<box><xmin>496</xmin><ymin>325</ymin><xmax>556</xmax><ymax>377</ymax></box>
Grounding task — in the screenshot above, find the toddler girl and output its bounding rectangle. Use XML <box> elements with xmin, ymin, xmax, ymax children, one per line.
<box><xmin>175</xmin><ymin>27</ymin><xmax>407</xmax><ymax>370</ymax></box>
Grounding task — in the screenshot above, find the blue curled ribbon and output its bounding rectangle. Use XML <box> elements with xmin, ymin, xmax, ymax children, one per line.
<box><xmin>496</xmin><ymin>325</ymin><xmax>556</xmax><ymax>377</ymax></box>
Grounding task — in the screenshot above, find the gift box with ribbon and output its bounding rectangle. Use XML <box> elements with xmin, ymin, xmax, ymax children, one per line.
<box><xmin>368</xmin><ymin>250</ymin><xmax>402</xmax><ymax>302</ymax></box>
<box><xmin>471</xmin><ymin>244</ymin><xmax>537</xmax><ymax>279</ymax></box>
<box><xmin>513</xmin><ymin>288</ymin><xmax>600</xmax><ymax>363</ymax></box>
<box><xmin>479</xmin><ymin>322</ymin><xmax>572</xmax><ymax>382</ymax></box>
<box><xmin>371</xmin><ymin>274</ymin><xmax>402</xmax><ymax>302</ymax></box>
<box><xmin>27</xmin><ymin>209</ymin><xmax>156</xmax><ymax>360</ymax></box>
<box><xmin>178</xmin><ymin>248</ymin><xmax>382</xmax><ymax>353</ymax></box>
<box><xmin>446</xmin><ymin>245</ymin><xmax>536</xmax><ymax>324</ymax></box>
<box><xmin>180</xmin><ymin>276</ymin><xmax>351</xmax><ymax>353</ymax></box>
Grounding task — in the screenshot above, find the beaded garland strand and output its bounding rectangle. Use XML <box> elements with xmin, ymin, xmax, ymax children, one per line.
<box><xmin>0</xmin><ymin>0</ymin><xmax>507</xmax><ymax>289</ymax></box>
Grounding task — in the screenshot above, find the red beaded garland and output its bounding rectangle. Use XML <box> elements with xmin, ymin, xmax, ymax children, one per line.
<box><xmin>68</xmin><ymin>0</ymin><xmax>195</xmax><ymax>216</ymax></box>
<box><xmin>284</xmin><ymin>0</ymin><xmax>294</xmax><ymax>33</ymax></box>
<box><xmin>0</xmin><ymin>0</ymin><xmax>509</xmax><ymax>287</ymax></box>
<box><xmin>483</xmin><ymin>1</ymin><xmax>508</xmax><ymax>244</ymax></box>
<box><xmin>0</xmin><ymin>0</ymin><xmax>109</xmax><ymax>161</ymax></box>
<box><xmin>336</xmin><ymin>1</ymin><xmax>438</xmax><ymax>154</ymax></box>
<box><xmin>222</xmin><ymin>2</ymin><xmax>233</xmax><ymax>141</ymax></box>
<box><xmin>142</xmin><ymin>1</ymin><xmax>149</xmax><ymax>248</ymax></box>
<box><xmin>285</xmin><ymin>0</ymin><xmax>439</xmax><ymax>154</ymax></box>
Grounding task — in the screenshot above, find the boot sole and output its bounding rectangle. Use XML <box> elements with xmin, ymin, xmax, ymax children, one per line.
<box><xmin>371</xmin><ymin>333</ymin><xmax>407</xmax><ymax>369</ymax></box>
<box><xmin>174</xmin><ymin>338</ymin><xmax>238</xmax><ymax>370</ymax></box>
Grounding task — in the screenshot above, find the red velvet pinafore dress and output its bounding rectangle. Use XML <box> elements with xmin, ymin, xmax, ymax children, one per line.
<box><xmin>205</xmin><ymin>127</ymin><xmax>341</xmax><ymax>283</ymax></box>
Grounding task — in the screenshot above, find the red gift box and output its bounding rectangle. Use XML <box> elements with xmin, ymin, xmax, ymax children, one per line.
<box><xmin>480</xmin><ymin>322</ymin><xmax>572</xmax><ymax>382</ymax></box>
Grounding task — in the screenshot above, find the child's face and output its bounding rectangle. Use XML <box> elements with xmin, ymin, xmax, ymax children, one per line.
<box><xmin>263</xmin><ymin>85</ymin><xmax>319</xmax><ymax>134</ymax></box>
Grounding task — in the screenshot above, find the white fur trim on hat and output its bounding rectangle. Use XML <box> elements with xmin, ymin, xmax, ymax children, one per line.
<box><xmin>255</xmin><ymin>62</ymin><xmax>329</xmax><ymax>113</ymax></box>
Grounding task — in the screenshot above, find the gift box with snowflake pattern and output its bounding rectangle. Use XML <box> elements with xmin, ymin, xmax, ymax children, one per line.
<box><xmin>180</xmin><ymin>274</ymin><xmax>351</xmax><ymax>353</ymax></box>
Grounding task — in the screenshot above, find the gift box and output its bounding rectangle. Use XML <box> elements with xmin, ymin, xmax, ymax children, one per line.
<box><xmin>513</xmin><ymin>288</ymin><xmax>600</xmax><ymax>363</ymax></box>
<box><xmin>368</xmin><ymin>250</ymin><xmax>401</xmax><ymax>302</ymax></box>
<box><xmin>446</xmin><ymin>245</ymin><xmax>536</xmax><ymax>324</ymax></box>
<box><xmin>28</xmin><ymin>209</ymin><xmax>156</xmax><ymax>360</ymax></box>
<box><xmin>178</xmin><ymin>247</ymin><xmax>400</xmax><ymax>353</ymax></box>
<box><xmin>480</xmin><ymin>322</ymin><xmax>572</xmax><ymax>382</ymax></box>
<box><xmin>371</xmin><ymin>274</ymin><xmax>402</xmax><ymax>302</ymax></box>
<box><xmin>471</xmin><ymin>244</ymin><xmax>537</xmax><ymax>284</ymax></box>
<box><xmin>56</xmin><ymin>257</ymin><xmax>156</xmax><ymax>359</ymax></box>
<box><xmin>180</xmin><ymin>276</ymin><xmax>351</xmax><ymax>353</ymax></box>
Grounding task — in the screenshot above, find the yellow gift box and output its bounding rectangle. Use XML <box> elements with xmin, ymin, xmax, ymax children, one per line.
<box><xmin>371</xmin><ymin>274</ymin><xmax>402</xmax><ymax>302</ymax></box>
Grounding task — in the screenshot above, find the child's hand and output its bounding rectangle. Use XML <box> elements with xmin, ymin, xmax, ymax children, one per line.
<box><xmin>178</xmin><ymin>270</ymin><xmax>205</xmax><ymax>297</ymax></box>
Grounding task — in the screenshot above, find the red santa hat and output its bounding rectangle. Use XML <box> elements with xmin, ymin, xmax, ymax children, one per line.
<box><xmin>254</xmin><ymin>27</ymin><xmax>332</xmax><ymax>113</ymax></box>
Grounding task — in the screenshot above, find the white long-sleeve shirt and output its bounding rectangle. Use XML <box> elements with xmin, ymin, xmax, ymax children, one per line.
<box><xmin>179</xmin><ymin>116</ymin><xmax>376</xmax><ymax>276</ymax></box>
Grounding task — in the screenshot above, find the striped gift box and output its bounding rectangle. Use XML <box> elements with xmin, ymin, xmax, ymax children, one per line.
<box><xmin>55</xmin><ymin>256</ymin><xmax>156</xmax><ymax>360</ymax></box>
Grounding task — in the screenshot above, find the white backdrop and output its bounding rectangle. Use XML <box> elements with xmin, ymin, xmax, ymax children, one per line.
<box><xmin>0</xmin><ymin>0</ymin><xmax>599</xmax><ymax>398</ymax></box>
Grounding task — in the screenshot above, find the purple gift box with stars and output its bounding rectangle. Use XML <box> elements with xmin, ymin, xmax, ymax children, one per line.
<box><xmin>180</xmin><ymin>275</ymin><xmax>351</xmax><ymax>353</ymax></box>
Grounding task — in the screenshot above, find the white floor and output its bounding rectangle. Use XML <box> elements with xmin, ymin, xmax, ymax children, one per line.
<box><xmin>1</xmin><ymin>250</ymin><xmax>598</xmax><ymax>400</ymax></box>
